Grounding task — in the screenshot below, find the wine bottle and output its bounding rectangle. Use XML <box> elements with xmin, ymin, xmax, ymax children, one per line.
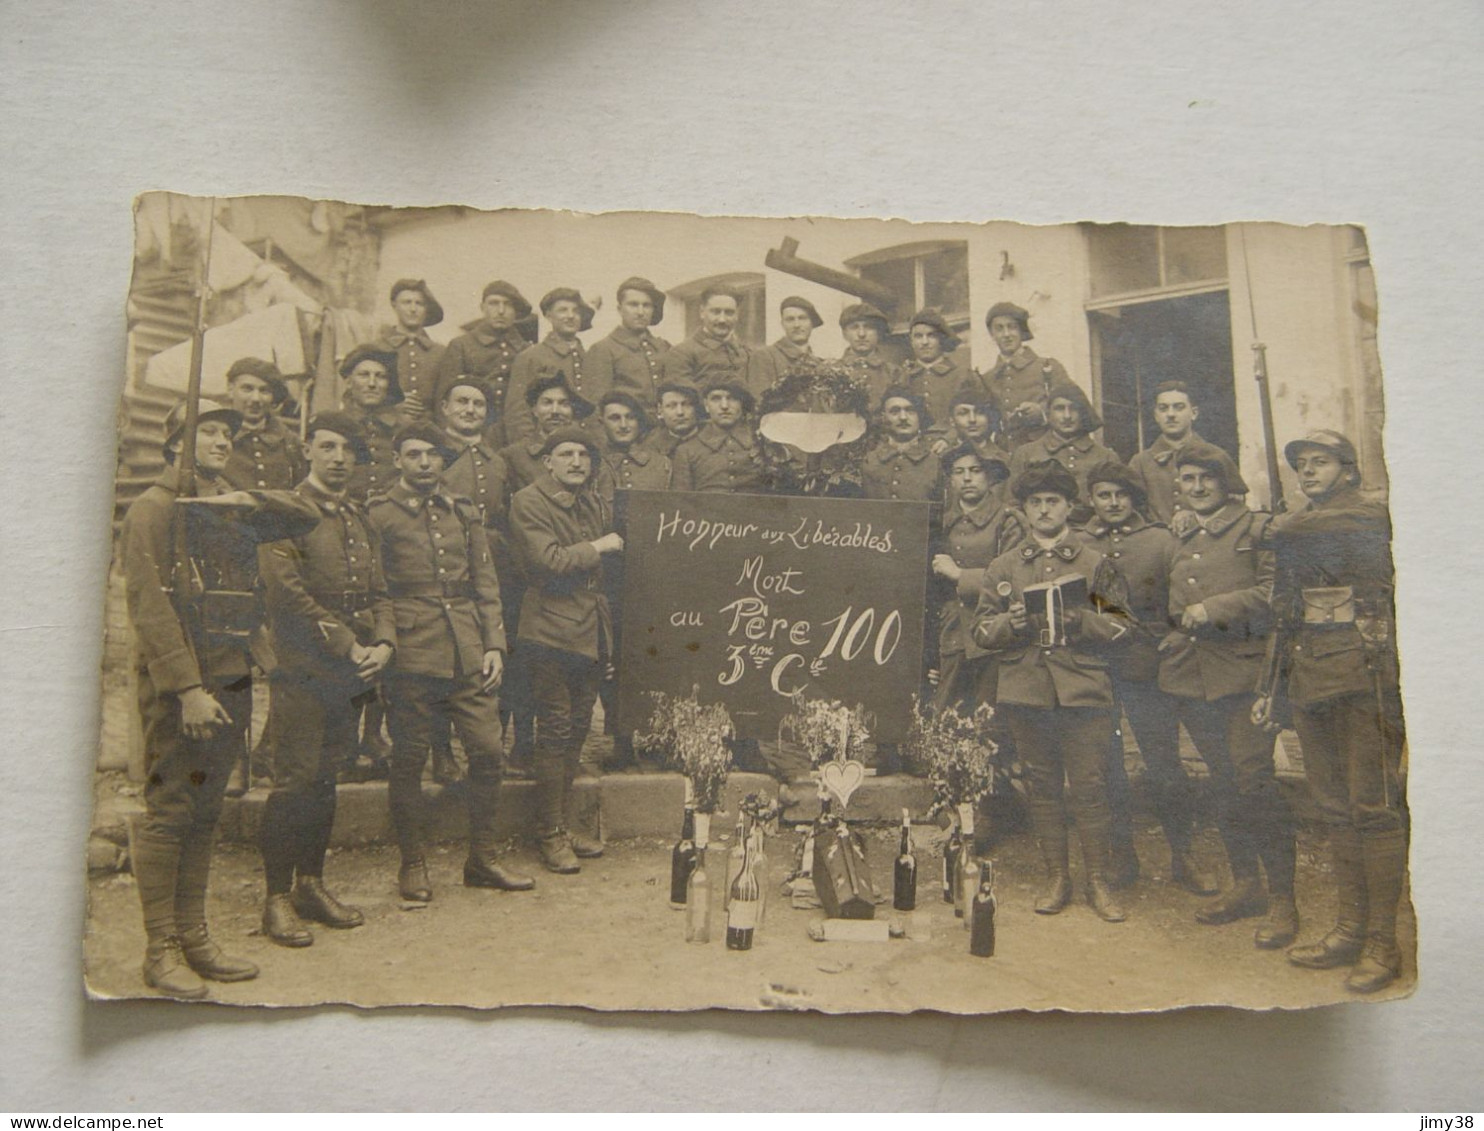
<box><xmin>685</xmin><ymin>812</ymin><xmax>712</xmax><ymax>944</ymax></box>
<box><xmin>749</xmin><ymin>821</ymin><xmax>769</xmax><ymax>930</ymax></box>
<box><xmin>955</xmin><ymin>803</ymin><xmax>977</xmax><ymax>922</ymax></box>
<box><xmin>943</xmin><ymin>821</ymin><xmax>962</xmax><ymax>905</ymax></box>
<box><xmin>726</xmin><ymin>825</ymin><xmax>760</xmax><ymax>951</ymax></box>
<box><xmin>669</xmin><ymin>804</ymin><xmax>697</xmax><ymax>909</ymax></box>
<box><xmin>893</xmin><ymin>808</ymin><xmax>917</xmax><ymax>912</ymax></box>
<box><xmin>969</xmin><ymin>860</ymin><xmax>997</xmax><ymax>958</ymax></box>
<box><xmin>723</xmin><ymin>814</ymin><xmax>748</xmax><ymax>911</ymax></box>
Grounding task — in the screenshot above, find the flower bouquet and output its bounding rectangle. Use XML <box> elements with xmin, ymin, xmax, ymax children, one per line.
<box><xmin>635</xmin><ymin>685</ymin><xmax>734</xmax><ymax>813</ymax></box>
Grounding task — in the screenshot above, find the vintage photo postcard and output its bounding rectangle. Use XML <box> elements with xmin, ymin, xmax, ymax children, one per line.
<box><xmin>84</xmin><ymin>194</ymin><xmax>1412</xmax><ymax>1012</ymax></box>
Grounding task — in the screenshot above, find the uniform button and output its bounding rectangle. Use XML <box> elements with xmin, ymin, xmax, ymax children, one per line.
<box><xmin>349</xmin><ymin>556</ymin><xmax>357</xmax><ymax>563</ymax></box>
<box><xmin>1112</xmin><ymin>551</ymin><xmax>1121</xmax><ymax>558</ymax></box>
<box><xmin>1188</xmin><ymin>578</ymin><xmax>1197</xmax><ymax>585</ymax></box>
<box><xmin>1193</xmin><ymin>552</ymin><xmax>1202</xmax><ymax>559</ymax></box>
<box><xmin>438</xmin><ymin>568</ymin><xmax>446</xmax><ymax>575</ymax></box>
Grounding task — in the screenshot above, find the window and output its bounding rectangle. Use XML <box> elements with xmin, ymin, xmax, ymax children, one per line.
<box><xmin>670</xmin><ymin>272</ymin><xmax>767</xmax><ymax>348</ymax></box>
<box><xmin>1085</xmin><ymin>225</ymin><xmax>1228</xmax><ymax>301</ymax></box>
<box><xmin>847</xmin><ymin>241</ymin><xmax>969</xmax><ymax>333</ymax></box>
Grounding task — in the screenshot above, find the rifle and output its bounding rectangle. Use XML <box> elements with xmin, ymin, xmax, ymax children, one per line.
<box><xmin>1239</xmin><ymin>228</ymin><xmax>1288</xmax><ymax>515</ymax></box>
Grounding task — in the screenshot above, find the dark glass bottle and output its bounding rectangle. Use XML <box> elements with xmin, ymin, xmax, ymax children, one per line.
<box><xmin>725</xmin><ymin>827</ymin><xmax>759</xmax><ymax>951</ymax></box>
<box><xmin>942</xmin><ymin>823</ymin><xmax>962</xmax><ymax>904</ymax></box>
<box><xmin>893</xmin><ymin>808</ymin><xmax>917</xmax><ymax>912</ymax></box>
<box><xmin>669</xmin><ymin>804</ymin><xmax>697</xmax><ymax>909</ymax></box>
<box><xmin>969</xmin><ymin>860</ymin><xmax>997</xmax><ymax>958</ymax></box>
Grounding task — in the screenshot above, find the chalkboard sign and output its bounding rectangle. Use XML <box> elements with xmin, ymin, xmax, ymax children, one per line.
<box><xmin>618</xmin><ymin>490</ymin><xmax>931</xmax><ymax>740</ymax></box>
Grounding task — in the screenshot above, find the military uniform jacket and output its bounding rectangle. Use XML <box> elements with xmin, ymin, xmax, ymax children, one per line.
<box><xmin>120</xmin><ymin>469</ymin><xmax>319</xmax><ymax>694</ymax></box>
<box><xmin>585</xmin><ymin>326</ymin><xmax>672</xmax><ymax>410</ymax></box>
<box><xmin>971</xmin><ymin>532</ymin><xmax>1132</xmax><ymax>709</ymax></box>
<box><xmin>505</xmin><ymin>333</ymin><xmax>590</xmax><ymax>444</ymax></box>
<box><xmin>1157</xmin><ymin>503</ymin><xmax>1274</xmax><ymax>701</ymax></box>
<box><xmin>344</xmin><ymin>402</ymin><xmax>408</xmax><ymax>504</ymax></box>
<box><xmin>894</xmin><ymin>354</ymin><xmax>979</xmax><ymax>433</ymax></box>
<box><xmin>509</xmin><ymin>474</ymin><xmax>613</xmax><ymax>661</ymax></box>
<box><xmin>497</xmin><ymin>436</ymin><xmax>554</xmax><ymax>499</ymax></box>
<box><xmin>671</xmin><ymin>423</ymin><xmax>766</xmax><ymax>494</ymax></box>
<box><xmin>223</xmin><ymin>414</ymin><xmax>304</xmax><ymax>492</ymax></box>
<box><xmin>983</xmin><ymin>346</ymin><xmax>1070</xmax><ymax>447</ymax></box>
<box><xmin>373</xmin><ymin>327</ymin><xmax>446</xmax><ymax>415</ymax></box>
<box><xmin>1009</xmin><ymin>431</ymin><xmax>1120</xmax><ymax>501</ymax></box>
<box><xmin>1077</xmin><ymin>515</ymin><xmax>1175</xmax><ymax>682</ymax></box>
<box><xmin>595</xmin><ymin>441</ymin><xmax>672</xmax><ymax>504</ymax></box>
<box><xmin>641</xmin><ymin>426</ymin><xmax>698</xmax><ymax>460</ymax></box>
<box><xmin>659</xmin><ymin>330</ymin><xmax>750</xmax><ymax>391</ymax></box>
<box><xmin>442</xmin><ymin>436</ymin><xmax>514</xmax><ymax>573</ymax></box>
<box><xmin>436</xmin><ymin>322</ymin><xmax>529</xmax><ymax>437</ymax></box>
<box><xmin>1127</xmin><ymin>431</ymin><xmax>1206</xmax><ymax>525</ymax></box>
<box><xmin>1265</xmin><ymin>487</ymin><xmax>1397</xmax><ymax>707</ymax></box>
<box><xmin>367</xmin><ymin>481</ymin><xmax>507</xmax><ymax>680</ymax></box>
<box><xmin>840</xmin><ymin>348</ymin><xmax>899</xmax><ymax>399</ymax></box>
<box><xmin>259</xmin><ymin>477</ymin><xmax>395</xmax><ymax>684</ymax></box>
<box><xmin>861</xmin><ymin>436</ymin><xmax>943</xmax><ymax>503</ymax></box>
<box><xmin>746</xmin><ymin>338</ymin><xmax>816</xmax><ymax>399</ymax></box>
<box><xmin>938</xmin><ymin>498</ymin><xmax>1026</xmax><ymax>658</ymax></box>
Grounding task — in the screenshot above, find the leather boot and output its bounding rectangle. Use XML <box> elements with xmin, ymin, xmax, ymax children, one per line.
<box><xmin>1086</xmin><ymin>874</ymin><xmax>1127</xmax><ymax>923</ymax></box>
<box><xmin>538</xmin><ymin>829</ymin><xmax>580</xmax><ymax>875</ymax></box>
<box><xmin>569</xmin><ymin>831</ymin><xmax>605</xmax><ymax>859</ymax></box>
<box><xmin>398</xmin><ymin>857</ymin><xmax>433</xmax><ymax>903</ymax></box>
<box><xmin>1195</xmin><ymin>873</ymin><xmax>1267</xmax><ymax>925</ymax></box>
<box><xmin>1344</xmin><ymin>827</ymin><xmax>1408</xmax><ymax>993</ymax></box>
<box><xmin>1289</xmin><ymin>826</ymin><xmax>1368</xmax><ymax>968</ymax></box>
<box><xmin>1034</xmin><ymin>840</ymin><xmax>1072</xmax><ymax>914</ymax></box>
<box><xmin>1289</xmin><ymin>926</ymin><xmax>1366</xmax><ymax>969</ymax></box>
<box><xmin>1254</xmin><ymin>892</ymin><xmax>1299</xmax><ymax>949</ymax></box>
<box><xmin>1170</xmin><ymin>848</ymin><xmax>1220</xmax><ymax>896</ymax></box>
<box><xmin>262</xmin><ymin>892</ymin><xmax>313</xmax><ymax>947</ymax></box>
<box><xmin>179</xmin><ymin>924</ymin><xmax>259</xmax><ymax>982</ymax></box>
<box><xmin>464</xmin><ymin>855</ymin><xmax>537</xmax><ymax>890</ymax></box>
<box><xmin>1345</xmin><ymin>936</ymin><xmax>1402</xmax><ymax>994</ymax></box>
<box><xmin>142</xmin><ymin>936</ymin><xmax>208</xmax><ymax>1000</ymax></box>
<box><xmin>291</xmin><ymin>876</ymin><xmax>364</xmax><ymax>928</ymax></box>
<box><xmin>1154</xmin><ymin>780</ymin><xmax>1219</xmax><ymax>895</ymax></box>
<box><xmin>463</xmin><ymin>765</ymin><xmax>535</xmax><ymax>889</ymax></box>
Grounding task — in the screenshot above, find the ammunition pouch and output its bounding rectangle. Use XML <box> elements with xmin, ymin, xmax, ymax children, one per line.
<box><xmin>1300</xmin><ymin>586</ymin><xmax>1355</xmax><ymax>627</ymax></box>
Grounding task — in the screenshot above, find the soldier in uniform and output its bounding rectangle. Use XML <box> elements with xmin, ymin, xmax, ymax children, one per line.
<box><xmin>1077</xmin><ymin>460</ymin><xmax>1217</xmax><ymax>895</ymax></box>
<box><xmin>1256</xmin><ymin>430</ymin><xmax>1408</xmax><ymax>993</ymax></box>
<box><xmin>1127</xmin><ymin>381</ymin><xmax>1208</xmax><ymax>524</ymax></box>
<box><xmin>971</xmin><ymin>462</ymin><xmax>1133</xmax><ymax>922</ymax></box>
<box><xmin>641</xmin><ymin>381</ymin><xmax>704</xmax><ymax>458</ymax></box>
<box><xmin>256</xmin><ymin>413</ymin><xmax>394</xmax><ymax>947</ymax></box>
<box><xmin>861</xmin><ymin>387</ymin><xmax>943</xmax><ymax>503</ymax></box>
<box><xmin>659</xmin><ymin>283</ymin><xmax>750</xmax><ymax>392</ymax></box>
<box><xmin>746</xmin><ymin>295</ymin><xmax>822</xmax><ymax>398</ymax></box>
<box><xmin>504</xmin><ymin>288</ymin><xmax>597</xmax><ymax>444</ymax></box>
<box><xmin>119</xmin><ymin>400</ymin><xmax>319</xmax><ymax>997</ymax></box>
<box><xmin>367</xmin><ymin>423</ymin><xmax>535</xmax><ymax>902</ymax></box>
<box><xmin>1008</xmin><ymin>378</ymin><xmax>1119</xmax><ymax>520</ymax></box>
<box><xmin>838</xmin><ymin>302</ymin><xmax>899</xmax><ymax>399</ymax></box>
<box><xmin>982</xmin><ymin>301</ymin><xmax>1071</xmax><ymax>450</ymax></box>
<box><xmin>221</xmin><ymin>357</ymin><xmax>302</xmax><ymax>492</ymax></box>
<box><xmin>498</xmin><ymin>374</ymin><xmax>596</xmax><ymax>494</ymax></box>
<box><xmin>436</xmin><ymin>280</ymin><xmax>534</xmax><ymax>443</ymax></box>
<box><xmin>1157</xmin><ymin>441</ymin><xmax>1297</xmax><ymax>947</ymax></box>
<box><xmin>947</xmin><ymin>383</ymin><xmax>1009</xmax><ymax>462</ymax></box>
<box><xmin>671</xmin><ymin>378</ymin><xmax>766</xmax><ymax>494</ymax></box>
<box><xmin>373</xmin><ymin>279</ymin><xmax>446</xmax><ymax>420</ymax></box>
<box><xmin>585</xmin><ymin>276</ymin><xmax>672</xmax><ymax>413</ymax></box>
<box><xmin>899</xmin><ymin>308</ymin><xmax>979</xmax><ymax>430</ymax></box>
<box><xmin>509</xmin><ymin>426</ymin><xmax>624</xmax><ymax>873</ymax></box>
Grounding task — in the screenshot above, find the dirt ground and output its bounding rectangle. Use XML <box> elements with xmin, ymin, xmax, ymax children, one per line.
<box><xmin>82</xmin><ymin>816</ymin><xmax>1415</xmax><ymax>1014</ymax></box>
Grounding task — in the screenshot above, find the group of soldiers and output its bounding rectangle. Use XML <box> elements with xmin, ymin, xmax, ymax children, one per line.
<box><xmin>119</xmin><ymin>275</ymin><xmax>1406</xmax><ymax>1002</ymax></box>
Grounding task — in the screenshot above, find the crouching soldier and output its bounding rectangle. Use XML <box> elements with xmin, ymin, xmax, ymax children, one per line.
<box><xmin>257</xmin><ymin>413</ymin><xmax>395</xmax><ymax>947</ymax></box>
<box><xmin>972</xmin><ymin>461</ymin><xmax>1134</xmax><ymax>922</ymax></box>
<box><xmin>509</xmin><ymin>426</ymin><xmax>624</xmax><ymax>873</ymax></box>
<box><xmin>368</xmin><ymin>423</ymin><xmax>535</xmax><ymax>901</ymax></box>
<box><xmin>119</xmin><ymin>400</ymin><xmax>319</xmax><ymax>997</ymax></box>
<box><xmin>1258</xmin><ymin>430</ymin><xmax>1409</xmax><ymax>993</ymax></box>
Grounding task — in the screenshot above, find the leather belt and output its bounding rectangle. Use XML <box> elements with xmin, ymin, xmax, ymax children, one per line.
<box><xmin>388</xmin><ymin>580</ymin><xmax>476</xmax><ymax>599</ymax></box>
<box><xmin>307</xmin><ymin>590</ymin><xmax>378</xmax><ymax>614</ymax></box>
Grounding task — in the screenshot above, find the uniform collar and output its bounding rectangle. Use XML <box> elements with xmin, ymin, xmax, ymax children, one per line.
<box><xmin>994</xmin><ymin>345</ymin><xmax>1038</xmax><ymax>374</ymax></box>
<box><xmin>903</xmin><ymin>355</ymin><xmax>954</xmax><ymax>378</ymax></box>
<box><xmin>773</xmin><ymin>338</ymin><xmax>811</xmax><ymax>361</ymax></box>
<box><xmin>946</xmin><ymin>496</ymin><xmax>1001</xmax><ymax>530</ymax></box>
<box><xmin>841</xmin><ymin>348</ymin><xmax>888</xmax><ymax>369</ymax></box>
<box><xmin>298</xmin><ymin>474</ymin><xmax>354</xmax><ymax>513</ymax></box>
<box><xmin>1173</xmin><ymin>501</ymin><xmax>1249</xmax><ymax>540</ymax></box>
<box><xmin>604</xmin><ymin>441</ymin><xmax>652</xmax><ymax>466</ymax></box>
<box><xmin>156</xmin><ymin>466</ymin><xmax>228</xmax><ymax>496</ymax></box>
<box><xmin>1082</xmin><ymin>513</ymin><xmax>1152</xmax><ymax>538</ymax></box>
<box><xmin>385</xmin><ymin>479</ymin><xmax>457</xmax><ymax>513</ymax></box>
<box><xmin>695</xmin><ymin>421</ymin><xmax>755</xmax><ymax>450</ymax></box>
<box><xmin>542</xmin><ymin>332</ymin><xmax>582</xmax><ymax>357</ymax></box>
<box><xmin>472</xmin><ymin>322</ymin><xmax>524</xmax><ymax>347</ymax></box>
<box><xmin>1020</xmin><ymin>530</ymin><xmax>1083</xmax><ymax>561</ymax></box>
<box><xmin>1045</xmin><ymin>432</ymin><xmax>1094</xmax><ymax>454</ymax></box>
<box><xmin>346</xmin><ymin>402</ymin><xmax>401</xmax><ymax>432</ymax></box>
<box><xmin>873</xmin><ymin>435</ymin><xmax>932</xmax><ymax>463</ymax></box>
<box><xmin>447</xmin><ymin>433</ymin><xmax>496</xmax><ymax>461</ymax></box>
<box><xmin>694</xmin><ymin>330</ymin><xmax>741</xmax><ymax>354</ymax></box>
<box><xmin>534</xmin><ymin>470</ymin><xmax>591</xmax><ymax>509</ymax></box>
<box><xmin>384</xmin><ymin>327</ymin><xmax>434</xmax><ymax>350</ymax></box>
<box><xmin>609</xmin><ymin>325</ymin><xmax>654</xmax><ymax>352</ymax></box>
<box><xmin>1147</xmin><ymin>430</ymin><xmax>1200</xmax><ymax>465</ymax></box>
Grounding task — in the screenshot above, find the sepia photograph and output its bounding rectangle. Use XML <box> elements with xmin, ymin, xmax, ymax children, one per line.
<box><xmin>83</xmin><ymin>194</ymin><xmax>1413</xmax><ymax>1014</ymax></box>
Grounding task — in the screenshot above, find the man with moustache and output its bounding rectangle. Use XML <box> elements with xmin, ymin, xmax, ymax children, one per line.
<box><xmin>585</xmin><ymin>276</ymin><xmax>672</xmax><ymax>412</ymax></box>
<box><xmin>982</xmin><ymin>301</ymin><xmax>1072</xmax><ymax>450</ymax></box>
<box><xmin>899</xmin><ymin>308</ymin><xmax>979</xmax><ymax>429</ymax></box>
<box><xmin>505</xmin><ymin>288</ymin><xmax>598</xmax><ymax>444</ymax></box>
<box><xmin>861</xmin><ymin>388</ymin><xmax>943</xmax><ymax>503</ymax></box>
<box><xmin>373</xmin><ymin>279</ymin><xmax>446</xmax><ymax>420</ymax></box>
<box><xmin>838</xmin><ymin>302</ymin><xmax>900</xmax><ymax>403</ymax></box>
<box><xmin>972</xmin><ymin>461</ymin><xmax>1133</xmax><ymax>923</ymax></box>
<box><xmin>509</xmin><ymin>426</ymin><xmax>624</xmax><ymax>873</ymax></box>
<box><xmin>746</xmin><ymin>295</ymin><xmax>823</xmax><ymax>397</ymax></box>
<box><xmin>1257</xmin><ymin>430</ymin><xmax>1408</xmax><ymax>993</ymax></box>
<box><xmin>120</xmin><ymin>400</ymin><xmax>318</xmax><ymax>997</ymax></box>
<box><xmin>367</xmin><ymin>423</ymin><xmax>535</xmax><ymax>902</ymax></box>
<box><xmin>437</xmin><ymin>280</ymin><xmax>535</xmax><ymax>442</ymax></box>
<box><xmin>640</xmin><ymin>381</ymin><xmax>704</xmax><ymax>459</ymax></box>
<box><xmin>498</xmin><ymin>375</ymin><xmax>596</xmax><ymax>494</ymax></box>
<box><xmin>1157</xmin><ymin>442</ymin><xmax>1297</xmax><ymax>947</ymax></box>
<box><xmin>1078</xmin><ymin>460</ymin><xmax>1217</xmax><ymax>895</ymax></box>
<box><xmin>1128</xmin><ymin>381</ymin><xmax>1208</xmax><ymax>524</ymax></box>
<box><xmin>659</xmin><ymin>284</ymin><xmax>751</xmax><ymax>392</ymax></box>
<box><xmin>221</xmin><ymin>358</ymin><xmax>302</xmax><ymax>492</ymax></box>
<box><xmin>256</xmin><ymin>413</ymin><xmax>394</xmax><ymax>947</ymax></box>
<box><xmin>671</xmin><ymin>378</ymin><xmax>766</xmax><ymax>494</ymax></box>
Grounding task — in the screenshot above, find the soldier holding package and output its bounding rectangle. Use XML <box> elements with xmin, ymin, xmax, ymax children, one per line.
<box><xmin>119</xmin><ymin>401</ymin><xmax>319</xmax><ymax>997</ymax></box>
<box><xmin>1256</xmin><ymin>430</ymin><xmax>1408</xmax><ymax>993</ymax></box>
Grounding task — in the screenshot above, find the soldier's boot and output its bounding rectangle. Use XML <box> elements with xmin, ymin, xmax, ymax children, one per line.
<box><xmin>389</xmin><ymin>762</ymin><xmax>434</xmax><ymax>901</ymax></box>
<box><xmin>1198</xmin><ymin>790</ymin><xmax>1268</xmax><ymax>925</ymax></box>
<box><xmin>132</xmin><ymin>827</ymin><xmax>206</xmax><ymax>998</ymax></box>
<box><xmin>1152</xmin><ymin>779</ymin><xmax>1219</xmax><ymax>895</ymax></box>
<box><xmin>563</xmin><ymin>742</ymin><xmax>604</xmax><ymax>859</ymax></box>
<box><xmin>1345</xmin><ymin>828</ymin><xmax>1407</xmax><ymax>993</ymax></box>
<box><xmin>291</xmin><ymin>875</ymin><xmax>364</xmax><ymax>929</ymax></box>
<box><xmin>538</xmin><ymin>829</ymin><xmax>581</xmax><ymax>875</ymax></box>
<box><xmin>535</xmin><ymin>740</ymin><xmax>580</xmax><ymax>874</ymax></box>
<box><xmin>1104</xmin><ymin>725</ymin><xmax>1139</xmax><ymax>890</ymax></box>
<box><xmin>1030</xmin><ymin>802</ymin><xmax>1072</xmax><ymax>915</ymax></box>
<box><xmin>1253</xmin><ymin>790</ymin><xmax>1299</xmax><ymax>948</ymax></box>
<box><xmin>1078</xmin><ymin>813</ymin><xmax>1127</xmax><ymax>923</ymax></box>
<box><xmin>463</xmin><ymin>764</ymin><xmax>535</xmax><ymax>891</ymax></box>
<box><xmin>175</xmin><ymin>828</ymin><xmax>257</xmax><ymax>982</ymax></box>
<box><xmin>1289</xmin><ymin>827</ymin><xmax>1368</xmax><ymax>969</ymax></box>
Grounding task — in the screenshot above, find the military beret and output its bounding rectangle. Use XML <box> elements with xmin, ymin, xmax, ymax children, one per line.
<box><xmin>389</xmin><ymin>278</ymin><xmax>444</xmax><ymax>327</ymax></box>
<box><xmin>391</xmin><ymin>420</ymin><xmax>459</xmax><ymax>463</ymax></box>
<box><xmin>338</xmin><ymin>345</ymin><xmax>405</xmax><ymax>406</ymax></box>
<box><xmin>1175</xmin><ymin>439</ymin><xmax>1249</xmax><ymax>496</ymax></box>
<box><xmin>940</xmin><ymin>442</ymin><xmax>1010</xmax><ymax>482</ymax></box>
<box><xmin>1082</xmin><ymin>458</ymin><xmax>1148</xmax><ymax>511</ymax></box>
<box><xmin>1284</xmin><ymin>428</ymin><xmax>1359</xmax><ymax>469</ymax></box>
<box><xmin>433</xmin><ymin>372</ymin><xmax>499</xmax><ymax>427</ymax></box>
<box><xmin>948</xmin><ymin>382</ymin><xmax>994</xmax><ymax>411</ymax></box>
<box><xmin>985</xmin><ymin>301</ymin><xmax>1034</xmax><ymax>340</ymax></box>
<box><xmin>839</xmin><ymin>302</ymin><xmax>890</xmax><ymax>330</ymax></box>
<box><xmin>876</xmin><ymin>384</ymin><xmax>934</xmax><ymax>430</ymax></box>
<box><xmin>1044</xmin><ymin>377</ymin><xmax>1102</xmax><ymax>435</ymax></box>
<box><xmin>537</xmin><ymin>424</ymin><xmax>602</xmax><ymax>463</ymax></box>
<box><xmin>162</xmin><ymin>399</ymin><xmax>243</xmax><ymax>463</ymax></box>
<box><xmin>525</xmin><ymin>373</ymin><xmax>594</xmax><ymax>419</ymax></box>
<box><xmin>909</xmin><ymin>307</ymin><xmax>960</xmax><ymax>349</ymax></box>
<box><xmin>481</xmin><ymin>279</ymin><xmax>533</xmax><ymax>319</ymax></box>
<box><xmin>597</xmin><ymin>389</ymin><xmax>651</xmax><ymax>432</ymax></box>
<box><xmin>304</xmin><ymin>411</ymin><xmax>372</xmax><ymax>464</ymax></box>
<box><xmin>616</xmin><ymin>276</ymin><xmax>667</xmax><ymax>325</ymax></box>
<box><xmin>225</xmin><ymin>357</ymin><xmax>290</xmax><ymax>405</ymax></box>
<box><xmin>700</xmin><ymin>377</ymin><xmax>756</xmax><ymax>416</ymax></box>
<box><xmin>1011</xmin><ymin>460</ymin><xmax>1081</xmax><ymax>504</ymax></box>
<box><xmin>540</xmin><ymin>286</ymin><xmax>596</xmax><ymax>332</ymax></box>
<box><xmin>779</xmin><ymin>295</ymin><xmax>823</xmax><ymax>328</ymax></box>
<box><xmin>655</xmin><ymin>380</ymin><xmax>707</xmax><ymax>420</ymax></box>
